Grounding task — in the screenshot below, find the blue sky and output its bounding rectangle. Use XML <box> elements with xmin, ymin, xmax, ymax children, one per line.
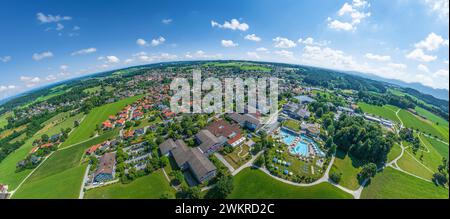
<box><xmin>0</xmin><ymin>0</ymin><xmax>449</xmax><ymax>99</ymax></box>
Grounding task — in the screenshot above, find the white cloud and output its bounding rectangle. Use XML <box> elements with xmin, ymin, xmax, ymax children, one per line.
<box><xmin>36</xmin><ymin>12</ymin><xmax>72</xmax><ymax>23</ymax></box>
<box><xmin>0</xmin><ymin>85</ymin><xmax>16</xmax><ymax>92</ymax></box>
<box><xmin>73</xmin><ymin>26</ymin><xmax>80</xmax><ymax>31</ymax></box>
<box><xmin>151</xmin><ymin>36</ymin><xmax>166</xmax><ymax>46</ymax></box>
<box><xmin>211</xmin><ymin>19</ymin><xmax>249</xmax><ymax>31</ymax></box>
<box><xmin>298</xmin><ymin>37</ymin><xmax>330</xmax><ymax>46</ymax></box>
<box><xmin>71</xmin><ymin>48</ymin><xmax>97</xmax><ymax>56</ymax></box>
<box><xmin>417</xmin><ymin>64</ymin><xmax>430</xmax><ymax>73</ymax></box>
<box><xmin>433</xmin><ymin>69</ymin><xmax>449</xmax><ymax>78</ymax></box>
<box><xmin>365</xmin><ymin>53</ymin><xmax>391</xmax><ymax>62</ymax></box>
<box><xmin>274</xmin><ymin>50</ymin><xmax>295</xmax><ymax>60</ymax></box>
<box><xmin>221</xmin><ymin>40</ymin><xmax>238</xmax><ymax>47</ymax></box>
<box><xmin>184</xmin><ymin>50</ymin><xmax>223</xmax><ymax>60</ymax></box>
<box><xmin>388</xmin><ymin>63</ymin><xmax>407</xmax><ymax>70</ymax></box>
<box><xmin>301</xmin><ymin>46</ymin><xmax>356</xmax><ymax>69</ymax></box>
<box><xmin>328</xmin><ymin>0</ymin><xmax>371</xmax><ymax>31</ymax></box>
<box><xmin>256</xmin><ymin>47</ymin><xmax>269</xmax><ymax>52</ymax></box>
<box><xmin>414</xmin><ymin>32</ymin><xmax>448</xmax><ymax>51</ymax></box>
<box><xmin>60</xmin><ymin>65</ymin><xmax>69</xmax><ymax>71</ymax></box>
<box><xmin>406</xmin><ymin>48</ymin><xmax>437</xmax><ymax>62</ymax></box>
<box><xmin>136</xmin><ymin>38</ymin><xmax>148</xmax><ymax>46</ymax></box>
<box><xmin>32</xmin><ymin>51</ymin><xmax>54</xmax><ymax>61</ymax></box>
<box><xmin>423</xmin><ymin>0</ymin><xmax>449</xmax><ymax>20</ymax></box>
<box><xmin>0</xmin><ymin>56</ymin><xmax>11</xmax><ymax>63</ymax></box>
<box><xmin>162</xmin><ymin>19</ymin><xmax>173</xmax><ymax>24</ymax></box>
<box><xmin>56</xmin><ymin>23</ymin><xmax>64</xmax><ymax>31</ymax></box>
<box><xmin>273</xmin><ymin>37</ymin><xmax>297</xmax><ymax>48</ymax></box>
<box><xmin>244</xmin><ymin>34</ymin><xmax>261</xmax><ymax>42</ymax></box>
<box><xmin>328</xmin><ymin>19</ymin><xmax>354</xmax><ymax>31</ymax></box>
<box><xmin>46</xmin><ymin>74</ymin><xmax>57</xmax><ymax>81</ymax></box>
<box><xmin>105</xmin><ymin>56</ymin><xmax>120</xmax><ymax>64</ymax></box>
<box><xmin>246</xmin><ymin>52</ymin><xmax>260</xmax><ymax>59</ymax></box>
<box><xmin>20</xmin><ymin>76</ymin><xmax>42</xmax><ymax>87</ymax></box>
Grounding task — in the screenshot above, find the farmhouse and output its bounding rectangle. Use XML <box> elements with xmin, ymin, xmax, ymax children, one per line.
<box><xmin>94</xmin><ymin>152</ymin><xmax>116</xmax><ymax>183</ymax></box>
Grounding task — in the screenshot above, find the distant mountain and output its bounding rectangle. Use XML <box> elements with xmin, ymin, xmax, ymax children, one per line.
<box><xmin>345</xmin><ymin>71</ymin><xmax>449</xmax><ymax>101</ymax></box>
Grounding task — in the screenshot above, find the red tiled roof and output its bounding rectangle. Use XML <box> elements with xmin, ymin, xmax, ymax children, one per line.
<box><xmin>86</xmin><ymin>144</ymin><xmax>101</xmax><ymax>154</ymax></box>
<box><xmin>227</xmin><ymin>133</ymin><xmax>242</xmax><ymax>145</ymax></box>
<box><xmin>30</xmin><ymin>146</ymin><xmax>39</xmax><ymax>154</ymax></box>
<box><xmin>40</xmin><ymin>143</ymin><xmax>53</xmax><ymax>148</ymax></box>
<box><xmin>102</xmin><ymin>120</ymin><xmax>113</xmax><ymax>128</ymax></box>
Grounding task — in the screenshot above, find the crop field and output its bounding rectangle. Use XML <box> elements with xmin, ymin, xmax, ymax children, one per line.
<box><xmin>60</xmin><ymin>95</ymin><xmax>142</xmax><ymax>148</ymax></box>
<box><xmin>361</xmin><ymin>167</ymin><xmax>448</xmax><ymax>199</ymax></box>
<box><xmin>227</xmin><ymin>168</ymin><xmax>353</xmax><ymax>199</ymax></box>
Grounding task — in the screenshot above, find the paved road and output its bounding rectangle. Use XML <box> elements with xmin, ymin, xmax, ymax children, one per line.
<box><xmin>79</xmin><ymin>164</ymin><xmax>90</xmax><ymax>199</ymax></box>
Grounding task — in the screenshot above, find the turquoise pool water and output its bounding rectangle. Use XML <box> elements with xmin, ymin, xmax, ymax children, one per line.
<box><xmin>279</xmin><ymin>128</ymin><xmax>325</xmax><ymax>157</ymax></box>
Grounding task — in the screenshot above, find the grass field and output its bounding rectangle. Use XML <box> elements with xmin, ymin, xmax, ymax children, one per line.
<box><xmin>398</xmin><ymin>109</ymin><xmax>448</xmax><ymax>142</ymax></box>
<box><xmin>12</xmin><ymin>164</ymin><xmax>87</xmax><ymax>199</ymax></box>
<box><xmin>0</xmin><ymin>112</ymin><xmax>84</xmax><ymax>190</ymax></box>
<box><xmin>423</xmin><ymin>135</ymin><xmax>449</xmax><ymax>159</ymax></box>
<box><xmin>203</xmin><ymin>62</ymin><xmax>272</xmax><ymax>72</ymax></box>
<box><xmin>414</xmin><ymin>106</ymin><xmax>449</xmax><ymax>142</ymax></box>
<box><xmin>387</xmin><ymin>143</ymin><xmax>402</xmax><ymax>163</ymax></box>
<box><xmin>282</xmin><ymin>119</ymin><xmax>301</xmax><ymax>132</ymax></box>
<box><xmin>361</xmin><ymin>167</ymin><xmax>448</xmax><ymax>199</ymax></box>
<box><xmin>60</xmin><ymin>95</ymin><xmax>142</xmax><ymax>148</ymax></box>
<box><xmin>330</xmin><ymin>151</ymin><xmax>362</xmax><ymax>190</ymax></box>
<box><xmin>358</xmin><ymin>102</ymin><xmax>400</xmax><ymax>123</ymax></box>
<box><xmin>0</xmin><ymin>111</ymin><xmax>12</xmax><ymax>128</ymax></box>
<box><xmin>83</xmin><ymin>86</ymin><xmax>101</xmax><ymax>94</ymax></box>
<box><xmin>28</xmin><ymin>129</ymin><xmax>118</xmax><ymax>183</ymax></box>
<box><xmin>227</xmin><ymin>168</ymin><xmax>353</xmax><ymax>199</ymax></box>
<box><xmin>85</xmin><ymin>170</ymin><xmax>175</xmax><ymax>199</ymax></box>
<box><xmin>12</xmin><ymin>130</ymin><xmax>118</xmax><ymax>198</ymax></box>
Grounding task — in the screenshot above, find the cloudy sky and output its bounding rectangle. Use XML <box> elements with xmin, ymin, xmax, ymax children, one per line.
<box><xmin>0</xmin><ymin>0</ymin><xmax>449</xmax><ymax>99</ymax></box>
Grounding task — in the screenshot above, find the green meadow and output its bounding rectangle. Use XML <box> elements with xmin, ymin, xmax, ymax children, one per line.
<box><xmin>361</xmin><ymin>167</ymin><xmax>448</xmax><ymax>199</ymax></box>
<box><xmin>85</xmin><ymin>170</ymin><xmax>175</xmax><ymax>199</ymax></box>
<box><xmin>227</xmin><ymin>168</ymin><xmax>352</xmax><ymax>199</ymax></box>
<box><xmin>358</xmin><ymin>102</ymin><xmax>400</xmax><ymax>124</ymax></box>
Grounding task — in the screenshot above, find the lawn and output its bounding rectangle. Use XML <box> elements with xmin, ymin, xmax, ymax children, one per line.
<box><xmin>0</xmin><ymin>111</ymin><xmax>13</xmax><ymax>128</ymax></box>
<box><xmin>361</xmin><ymin>167</ymin><xmax>448</xmax><ymax>199</ymax></box>
<box><xmin>387</xmin><ymin>143</ymin><xmax>402</xmax><ymax>163</ymax></box>
<box><xmin>398</xmin><ymin>109</ymin><xmax>448</xmax><ymax>142</ymax></box>
<box><xmin>227</xmin><ymin>168</ymin><xmax>353</xmax><ymax>199</ymax></box>
<box><xmin>84</xmin><ymin>170</ymin><xmax>175</xmax><ymax>199</ymax></box>
<box><xmin>397</xmin><ymin>141</ymin><xmax>435</xmax><ymax>180</ymax></box>
<box><xmin>0</xmin><ymin>112</ymin><xmax>84</xmax><ymax>190</ymax></box>
<box><xmin>414</xmin><ymin>106</ymin><xmax>449</xmax><ymax>141</ymax></box>
<box><xmin>330</xmin><ymin>150</ymin><xmax>362</xmax><ymax>190</ymax></box>
<box><xmin>83</xmin><ymin>86</ymin><xmax>101</xmax><ymax>94</ymax></box>
<box><xmin>60</xmin><ymin>95</ymin><xmax>142</xmax><ymax>148</ymax></box>
<box><xmin>282</xmin><ymin>119</ymin><xmax>301</xmax><ymax>132</ymax></box>
<box><xmin>12</xmin><ymin>164</ymin><xmax>87</xmax><ymax>199</ymax></box>
<box><xmin>358</xmin><ymin>102</ymin><xmax>400</xmax><ymax>124</ymax></box>
<box><xmin>423</xmin><ymin>135</ymin><xmax>449</xmax><ymax>159</ymax></box>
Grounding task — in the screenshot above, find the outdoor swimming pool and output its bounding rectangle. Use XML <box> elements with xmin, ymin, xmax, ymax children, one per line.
<box><xmin>278</xmin><ymin>128</ymin><xmax>324</xmax><ymax>157</ymax></box>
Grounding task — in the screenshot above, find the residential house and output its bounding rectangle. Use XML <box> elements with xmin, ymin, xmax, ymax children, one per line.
<box><xmin>195</xmin><ymin>129</ymin><xmax>226</xmax><ymax>155</ymax></box>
